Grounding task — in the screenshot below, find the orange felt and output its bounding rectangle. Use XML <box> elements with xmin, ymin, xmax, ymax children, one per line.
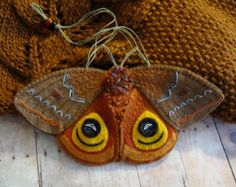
<box><xmin>58</xmin><ymin>92</ymin><xmax>119</xmax><ymax>164</ymax></box>
<box><xmin>120</xmin><ymin>88</ymin><xmax>178</xmax><ymax>163</ymax></box>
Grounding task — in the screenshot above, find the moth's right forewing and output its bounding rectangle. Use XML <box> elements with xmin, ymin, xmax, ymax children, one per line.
<box><xmin>131</xmin><ymin>65</ymin><xmax>224</xmax><ymax>130</ymax></box>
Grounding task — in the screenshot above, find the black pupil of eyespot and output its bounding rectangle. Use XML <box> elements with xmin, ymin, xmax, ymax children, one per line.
<box><xmin>82</xmin><ymin>119</ymin><xmax>101</xmax><ymax>138</ymax></box>
<box><xmin>138</xmin><ymin>118</ymin><xmax>158</xmax><ymax>137</ymax></box>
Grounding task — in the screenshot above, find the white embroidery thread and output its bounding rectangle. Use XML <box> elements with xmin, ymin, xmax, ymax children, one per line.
<box><xmin>168</xmin><ymin>89</ymin><xmax>213</xmax><ymax>117</ymax></box>
<box><xmin>26</xmin><ymin>88</ymin><xmax>72</xmax><ymax>120</ymax></box>
<box><xmin>156</xmin><ymin>72</ymin><xmax>179</xmax><ymax>104</ymax></box>
<box><xmin>63</xmin><ymin>73</ymin><xmax>86</xmax><ymax>104</ymax></box>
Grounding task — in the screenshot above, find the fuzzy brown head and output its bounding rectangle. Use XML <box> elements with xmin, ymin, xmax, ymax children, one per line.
<box><xmin>103</xmin><ymin>66</ymin><xmax>134</xmax><ymax>95</ymax></box>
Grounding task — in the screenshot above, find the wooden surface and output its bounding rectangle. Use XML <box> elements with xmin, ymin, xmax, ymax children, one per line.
<box><xmin>0</xmin><ymin>114</ymin><xmax>235</xmax><ymax>187</ymax></box>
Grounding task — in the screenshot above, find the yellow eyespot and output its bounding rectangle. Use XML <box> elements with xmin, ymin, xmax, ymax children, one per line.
<box><xmin>72</xmin><ymin>113</ymin><xmax>108</xmax><ymax>152</ymax></box>
<box><xmin>132</xmin><ymin>111</ymin><xmax>168</xmax><ymax>151</ymax></box>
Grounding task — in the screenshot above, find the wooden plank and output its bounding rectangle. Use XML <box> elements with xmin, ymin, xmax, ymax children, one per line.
<box><xmin>87</xmin><ymin>163</ymin><xmax>140</xmax><ymax>187</ymax></box>
<box><xmin>0</xmin><ymin>114</ymin><xmax>39</xmax><ymax>187</ymax></box>
<box><xmin>35</xmin><ymin>132</ymin><xmax>90</xmax><ymax>187</ymax></box>
<box><xmin>35</xmin><ymin>131</ymin><xmax>140</xmax><ymax>187</ymax></box>
<box><xmin>137</xmin><ymin>146</ymin><xmax>189</xmax><ymax>187</ymax></box>
<box><xmin>178</xmin><ymin>117</ymin><xmax>236</xmax><ymax>187</ymax></box>
<box><xmin>214</xmin><ymin>117</ymin><xmax>236</xmax><ymax>181</ymax></box>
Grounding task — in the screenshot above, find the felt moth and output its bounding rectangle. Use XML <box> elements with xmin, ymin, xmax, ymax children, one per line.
<box><xmin>14</xmin><ymin>64</ymin><xmax>224</xmax><ymax>164</ymax></box>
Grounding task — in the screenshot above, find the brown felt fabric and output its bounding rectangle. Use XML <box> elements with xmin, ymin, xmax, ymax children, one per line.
<box><xmin>0</xmin><ymin>0</ymin><xmax>235</xmax><ymax>122</ymax></box>
<box><xmin>14</xmin><ymin>67</ymin><xmax>106</xmax><ymax>135</ymax></box>
<box><xmin>131</xmin><ymin>65</ymin><xmax>224</xmax><ymax>129</ymax></box>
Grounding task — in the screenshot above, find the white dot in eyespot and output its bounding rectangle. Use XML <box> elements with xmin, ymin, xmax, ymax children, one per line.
<box><xmin>85</xmin><ymin>123</ymin><xmax>97</xmax><ymax>131</ymax></box>
<box><xmin>144</xmin><ymin>123</ymin><xmax>153</xmax><ymax>130</ymax></box>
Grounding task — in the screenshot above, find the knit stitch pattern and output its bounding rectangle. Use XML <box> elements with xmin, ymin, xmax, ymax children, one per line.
<box><xmin>0</xmin><ymin>0</ymin><xmax>235</xmax><ymax>122</ymax></box>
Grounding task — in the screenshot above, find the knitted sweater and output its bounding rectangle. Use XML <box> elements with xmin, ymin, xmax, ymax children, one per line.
<box><xmin>0</xmin><ymin>0</ymin><xmax>235</xmax><ymax>122</ymax></box>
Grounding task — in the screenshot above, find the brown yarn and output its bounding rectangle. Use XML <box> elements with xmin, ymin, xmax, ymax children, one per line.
<box><xmin>0</xmin><ymin>63</ymin><xmax>25</xmax><ymax>113</ymax></box>
<box><xmin>0</xmin><ymin>0</ymin><xmax>235</xmax><ymax>122</ymax></box>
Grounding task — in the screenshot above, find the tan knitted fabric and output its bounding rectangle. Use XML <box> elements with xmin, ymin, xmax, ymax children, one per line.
<box><xmin>0</xmin><ymin>0</ymin><xmax>235</xmax><ymax>122</ymax></box>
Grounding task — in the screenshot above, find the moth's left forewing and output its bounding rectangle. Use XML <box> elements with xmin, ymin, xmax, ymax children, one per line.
<box><xmin>131</xmin><ymin>65</ymin><xmax>224</xmax><ymax>130</ymax></box>
<box><xmin>14</xmin><ymin>68</ymin><xmax>107</xmax><ymax>135</ymax></box>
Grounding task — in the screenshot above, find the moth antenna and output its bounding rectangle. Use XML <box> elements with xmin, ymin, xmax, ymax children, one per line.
<box><xmin>86</xmin><ymin>31</ymin><xmax>117</xmax><ymax>67</ymax></box>
<box><xmin>100</xmin><ymin>45</ymin><xmax>117</xmax><ymax>66</ymax></box>
<box><xmin>121</xmin><ymin>47</ymin><xmax>139</xmax><ymax>67</ymax></box>
<box><xmin>84</xmin><ymin>25</ymin><xmax>150</xmax><ymax>67</ymax></box>
<box><xmin>114</xmin><ymin>26</ymin><xmax>150</xmax><ymax>66</ymax></box>
<box><xmin>86</xmin><ymin>44</ymin><xmax>117</xmax><ymax>68</ymax></box>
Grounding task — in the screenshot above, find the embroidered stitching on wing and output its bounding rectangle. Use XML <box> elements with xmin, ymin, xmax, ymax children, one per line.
<box><xmin>17</xmin><ymin>99</ymin><xmax>60</xmax><ymax>127</ymax></box>
<box><xmin>168</xmin><ymin>89</ymin><xmax>213</xmax><ymax>117</ymax></box>
<box><xmin>63</xmin><ymin>73</ymin><xmax>86</xmax><ymax>104</ymax></box>
<box><xmin>156</xmin><ymin>72</ymin><xmax>179</xmax><ymax>104</ymax></box>
<box><xmin>26</xmin><ymin>88</ymin><xmax>72</xmax><ymax>120</ymax></box>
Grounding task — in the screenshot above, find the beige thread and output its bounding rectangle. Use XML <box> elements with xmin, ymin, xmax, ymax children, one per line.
<box><xmin>169</xmin><ymin>89</ymin><xmax>213</xmax><ymax>117</ymax></box>
<box><xmin>63</xmin><ymin>73</ymin><xmax>86</xmax><ymax>104</ymax></box>
<box><xmin>26</xmin><ymin>88</ymin><xmax>72</xmax><ymax>120</ymax></box>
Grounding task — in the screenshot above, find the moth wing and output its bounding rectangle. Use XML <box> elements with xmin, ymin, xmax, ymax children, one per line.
<box><xmin>14</xmin><ymin>68</ymin><xmax>107</xmax><ymax>135</ymax></box>
<box><xmin>130</xmin><ymin>65</ymin><xmax>224</xmax><ymax>130</ymax></box>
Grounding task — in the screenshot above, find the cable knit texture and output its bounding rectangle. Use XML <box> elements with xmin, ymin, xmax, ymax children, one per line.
<box><xmin>0</xmin><ymin>0</ymin><xmax>235</xmax><ymax>122</ymax></box>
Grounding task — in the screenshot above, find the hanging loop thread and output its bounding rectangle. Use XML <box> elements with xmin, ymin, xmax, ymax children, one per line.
<box><xmin>31</xmin><ymin>3</ymin><xmax>150</xmax><ymax>67</ymax></box>
<box><xmin>31</xmin><ymin>3</ymin><xmax>118</xmax><ymax>45</ymax></box>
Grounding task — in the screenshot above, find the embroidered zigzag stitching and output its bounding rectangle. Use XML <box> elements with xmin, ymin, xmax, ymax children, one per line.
<box><xmin>26</xmin><ymin>88</ymin><xmax>72</xmax><ymax>120</ymax></box>
<box><xmin>156</xmin><ymin>72</ymin><xmax>179</xmax><ymax>104</ymax></box>
<box><xmin>168</xmin><ymin>89</ymin><xmax>213</xmax><ymax>117</ymax></box>
<box><xmin>63</xmin><ymin>73</ymin><xmax>86</xmax><ymax>104</ymax></box>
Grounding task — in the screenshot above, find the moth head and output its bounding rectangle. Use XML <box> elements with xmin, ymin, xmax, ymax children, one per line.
<box><xmin>103</xmin><ymin>66</ymin><xmax>134</xmax><ymax>95</ymax></box>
